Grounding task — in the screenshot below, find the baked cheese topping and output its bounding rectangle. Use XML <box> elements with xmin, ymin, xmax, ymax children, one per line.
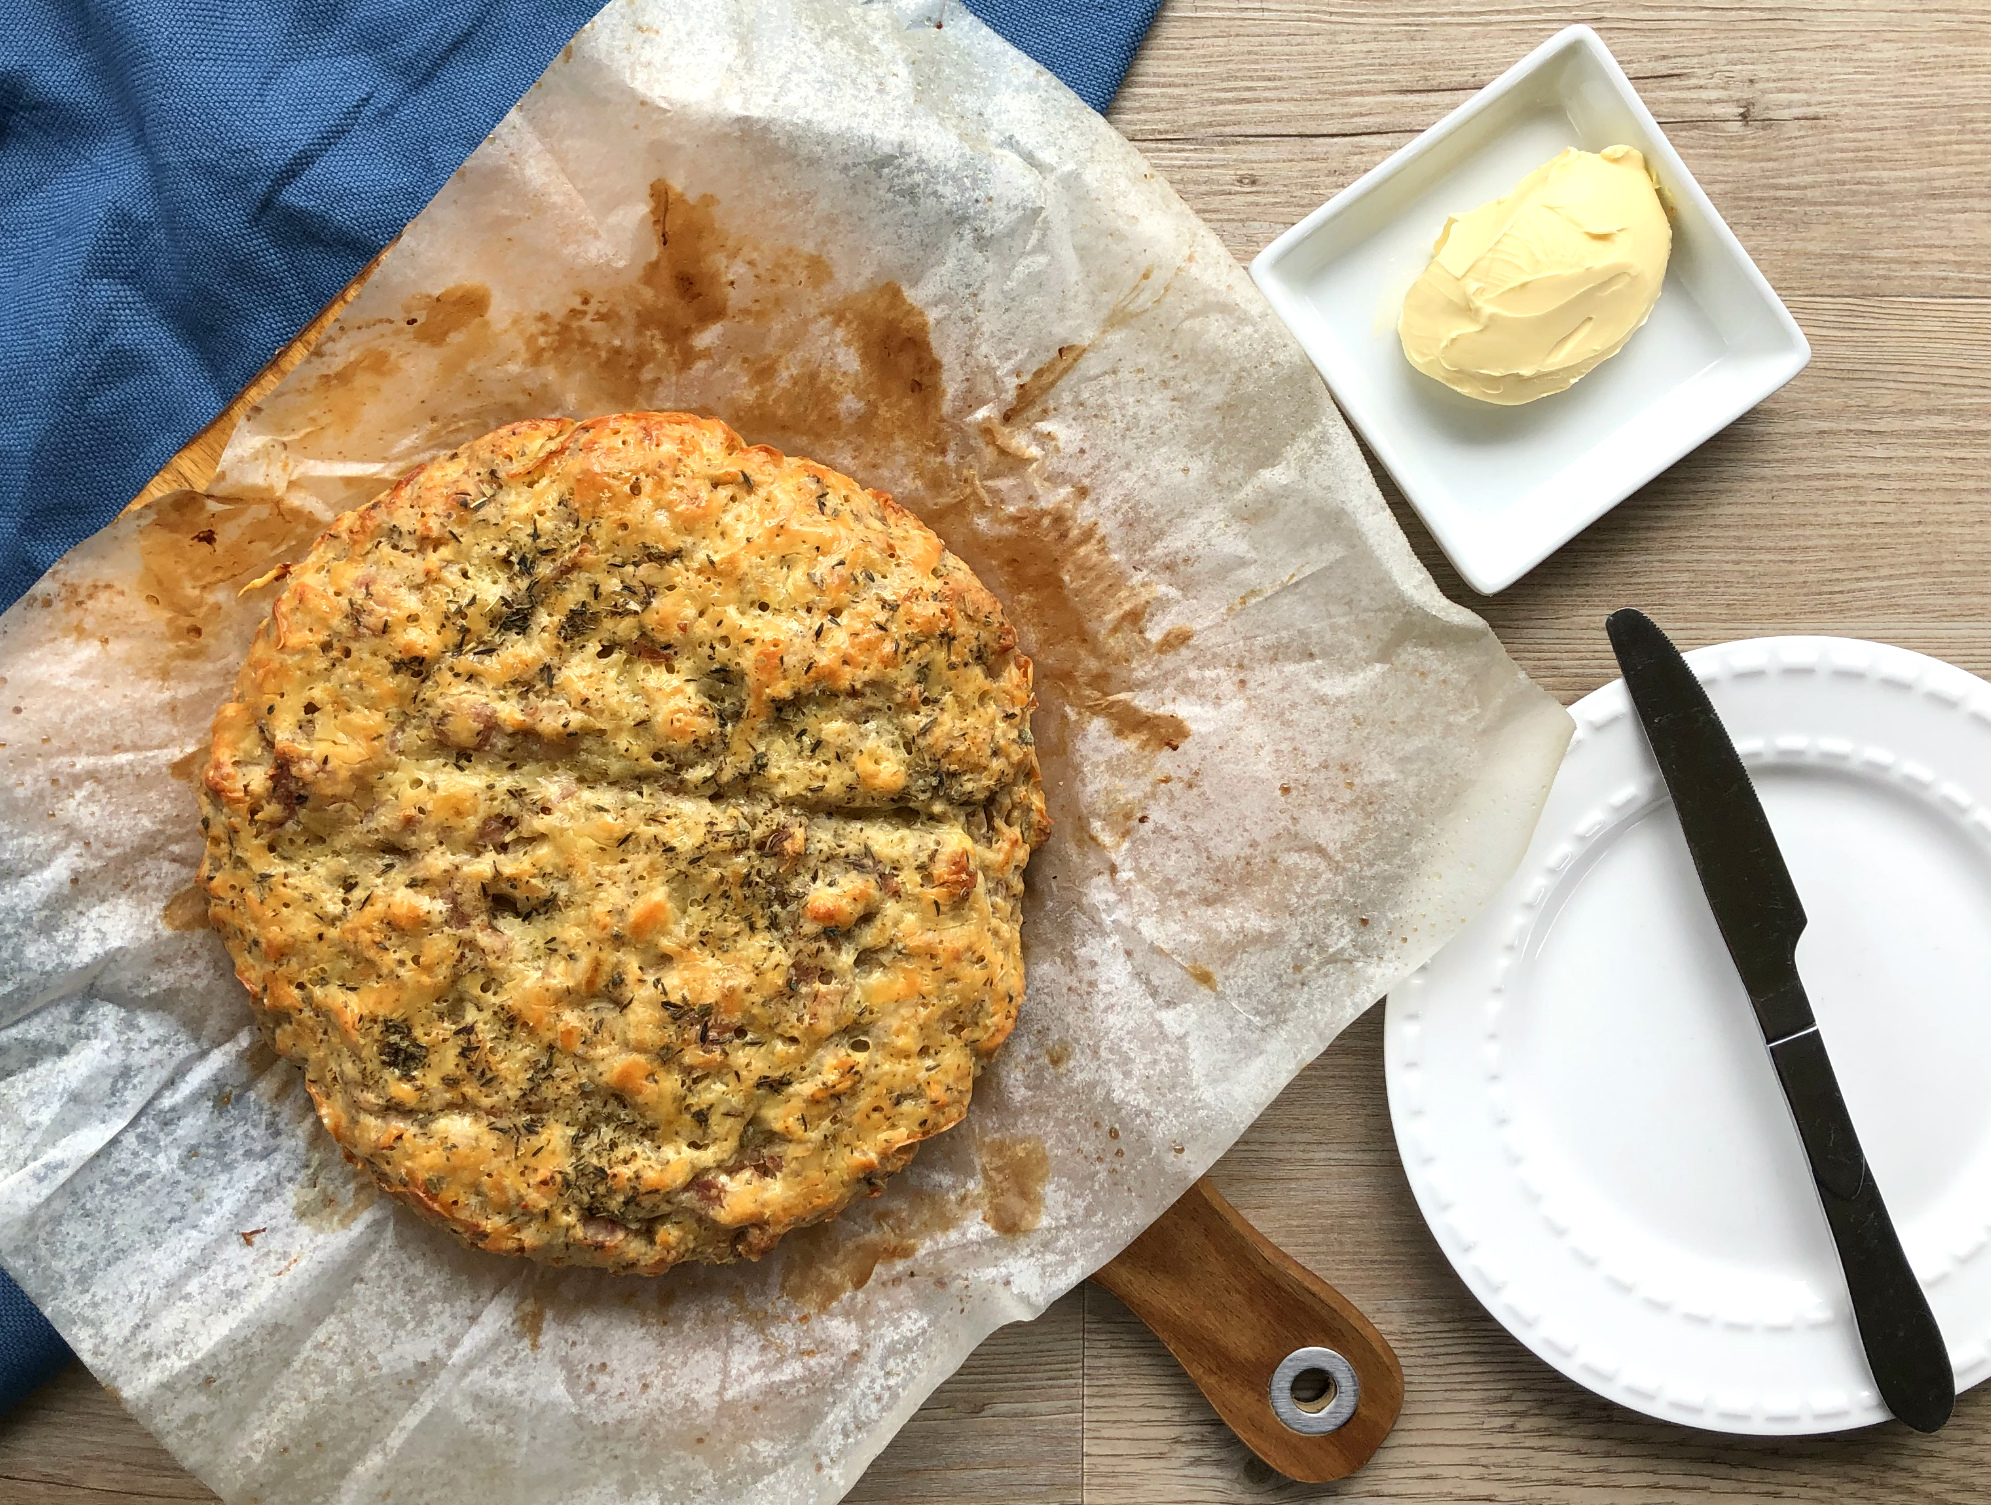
<box><xmin>199</xmin><ymin>412</ymin><xmax>1048</xmax><ymax>1272</ymax></box>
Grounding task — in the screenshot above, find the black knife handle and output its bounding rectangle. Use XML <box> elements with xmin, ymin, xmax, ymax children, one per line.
<box><xmin>1767</xmin><ymin>1025</ymin><xmax>1954</xmax><ymax>1432</ymax></box>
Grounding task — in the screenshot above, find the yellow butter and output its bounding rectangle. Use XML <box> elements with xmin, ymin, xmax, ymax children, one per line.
<box><xmin>1399</xmin><ymin>145</ymin><xmax>1671</xmax><ymax>405</ymax></box>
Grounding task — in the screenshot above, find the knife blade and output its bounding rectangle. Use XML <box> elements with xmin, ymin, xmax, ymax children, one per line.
<box><xmin>1605</xmin><ymin>608</ymin><xmax>1953</xmax><ymax>1434</ymax></box>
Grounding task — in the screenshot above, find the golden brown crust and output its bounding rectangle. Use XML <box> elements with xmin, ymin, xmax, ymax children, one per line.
<box><xmin>199</xmin><ymin>413</ymin><xmax>1048</xmax><ymax>1273</ymax></box>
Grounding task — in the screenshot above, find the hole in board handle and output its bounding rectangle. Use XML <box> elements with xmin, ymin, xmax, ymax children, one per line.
<box><xmin>1289</xmin><ymin>1367</ymin><xmax>1334</xmax><ymax>1411</ymax></box>
<box><xmin>1270</xmin><ymin>1346</ymin><xmax>1359</xmax><ymax>1434</ymax></box>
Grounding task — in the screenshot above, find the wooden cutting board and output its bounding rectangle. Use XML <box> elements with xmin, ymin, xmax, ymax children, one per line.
<box><xmin>1098</xmin><ymin>1180</ymin><xmax>1401</xmax><ymax>1481</ymax></box>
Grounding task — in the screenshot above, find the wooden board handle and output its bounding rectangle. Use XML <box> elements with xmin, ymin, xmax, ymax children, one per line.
<box><xmin>1093</xmin><ymin>1178</ymin><xmax>1404</xmax><ymax>1483</ymax></box>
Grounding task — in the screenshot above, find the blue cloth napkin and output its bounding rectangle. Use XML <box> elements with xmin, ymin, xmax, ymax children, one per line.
<box><xmin>965</xmin><ymin>0</ymin><xmax>1164</xmax><ymax>112</ymax></box>
<box><xmin>0</xmin><ymin>0</ymin><xmax>1162</xmax><ymax>619</ymax></box>
<box><xmin>0</xmin><ymin>0</ymin><xmax>616</xmax><ymax>614</ymax></box>
<box><xmin>0</xmin><ymin>1269</ymin><xmax>68</xmax><ymax>1412</ymax></box>
<box><xmin>0</xmin><ymin>0</ymin><xmax>1164</xmax><ymax>1411</ymax></box>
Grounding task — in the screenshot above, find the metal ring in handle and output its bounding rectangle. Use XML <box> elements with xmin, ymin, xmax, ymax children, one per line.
<box><xmin>1269</xmin><ymin>1346</ymin><xmax>1359</xmax><ymax>1434</ymax></box>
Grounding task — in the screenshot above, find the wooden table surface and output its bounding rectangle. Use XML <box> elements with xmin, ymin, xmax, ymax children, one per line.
<box><xmin>8</xmin><ymin>1</ymin><xmax>1991</xmax><ymax>1500</ymax></box>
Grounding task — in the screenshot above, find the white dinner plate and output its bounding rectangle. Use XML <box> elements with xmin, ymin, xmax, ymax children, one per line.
<box><xmin>1386</xmin><ymin>637</ymin><xmax>1991</xmax><ymax>1433</ymax></box>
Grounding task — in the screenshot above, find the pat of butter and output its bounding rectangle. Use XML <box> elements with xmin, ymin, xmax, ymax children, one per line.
<box><xmin>1399</xmin><ymin>145</ymin><xmax>1671</xmax><ymax>405</ymax></box>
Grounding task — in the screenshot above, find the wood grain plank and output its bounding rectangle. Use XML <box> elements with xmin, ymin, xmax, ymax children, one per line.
<box><xmin>1115</xmin><ymin>6</ymin><xmax>1991</xmax><ymax>299</ymax></box>
<box><xmin>847</xmin><ymin>1289</ymin><xmax>1084</xmax><ymax>1504</ymax></box>
<box><xmin>0</xmin><ymin>1365</ymin><xmax>212</xmax><ymax>1504</ymax></box>
<box><xmin>1094</xmin><ymin>1181</ymin><xmax>1402</xmax><ymax>1482</ymax></box>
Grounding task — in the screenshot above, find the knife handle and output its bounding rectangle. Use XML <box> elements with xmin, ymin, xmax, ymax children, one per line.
<box><xmin>1093</xmin><ymin>1178</ymin><xmax>1403</xmax><ymax>1482</ymax></box>
<box><xmin>1767</xmin><ymin>1026</ymin><xmax>1954</xmax><ymax>1432</ymax></box>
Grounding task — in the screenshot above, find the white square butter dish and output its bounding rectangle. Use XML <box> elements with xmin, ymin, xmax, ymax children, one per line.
<box><xmin>1250</xmin><ymin>25</ymin><xmax>1809</xmax><ymax>595</ymax></box>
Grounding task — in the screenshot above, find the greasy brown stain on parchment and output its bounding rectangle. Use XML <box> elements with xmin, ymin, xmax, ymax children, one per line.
<box><xmin>134</xmin><ymin>491</ymin><xmax>325</xmax><ymax>650</ymax></box>
<box><xmin>300</xmin><ymin>346</ymin><xmax>401</xmax><ymax>444</ymax></box>
<box><xmin>781</xmin><ymin>1229</ymin><xmax>917</xmax><ymax>1315</ymax></box>
<box><xmin>779</xmin><ymin>1187</ymin><xmax>970</xmax><ymax>1315</ymax></box>
<box><xmin>161</xmin><ymin>882</ymin><xmax>210</xmax><ymax>932</ymax></box>
<box><xmin>168</xmin><ymin>747</ymin><xmax>205</xmax><ymax>784</ymax></box>
<box><xmin>642</xmin><ymin>1281</ymin><xmax>681</xmax><ymax>1328</ymax></box>
<box><xmin>517</xmin><ymin>1295</ymin><xmax>546</xmax><ymax>1351</ymax></box>
<box><xmin>1185</xmin><ymin>963</ymin><xmax>1217</xmax><ymax>991</ymax></box>
<box><xmin>904</xmin><ymin>329</ymin><xmax>1192</xmax><ymax>762</ymax></box>
<box><xmin>44</xmin><ymin>578</ymin><xmax>123</xmax><ymax>647</ymax></box>
<box><xmin>1003</xmin><ymin>343</ymin><xmax>1086</xmax><ymax>425</ymax></box>
<box><xmin>977</xmin><ymin>1136</ymin><xmax>1048</xmax><ymax>1235</ymax></box>
<box><xmin>732</xmin><ymin>281</ymin><xmax>947</xmax><ymax>494</ymax></box>
<box><xmin>638</xmin><ymin>182</ymin><xmax>735</xmax><ymax>363</ymax></box>
<box><xmin>519</xmin><ymin>181</ymin><xmax>821</xmax><ymax>406</ymax></box>
<box><xmin>516</xmin><ymin>181</ymin><xmax>947</xmax><ymax>505</ymax></box>
<box><xmin>292</xmin><ymin>1162</ymin><xmax>381</xmax><ymax>1233</ymax></box>
<box><xmin>405</xmin><ymin>283</ymin><xmax>491</xmax><ymax>346</ymax></box>
<box><xmin>932</xmin><ymin>471</ymin><xmax>1190</xmax><ymax>758</ymax></box>
<box><xmin>930</xmin><ymin>263</ymin><xmax>1193</xmax><ymax>765</ymax></box>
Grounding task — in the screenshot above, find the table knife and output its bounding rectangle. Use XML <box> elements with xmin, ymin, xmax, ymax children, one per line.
<box><xmin>1605</xmin><ymin>608</ymin><xmax>1954</xmax><ymax>1434</ymax></box>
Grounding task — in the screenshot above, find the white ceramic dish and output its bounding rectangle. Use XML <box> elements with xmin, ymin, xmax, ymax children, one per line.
<box><xmin>1249</xmin><ymin>27</ymin><xmax>1809</xmax><ymax>594</ymax></box>
<box><xmin>1385</xmin><ymin>638</ymin><xmax>1991</xmax><ymax>1433</ymax></box>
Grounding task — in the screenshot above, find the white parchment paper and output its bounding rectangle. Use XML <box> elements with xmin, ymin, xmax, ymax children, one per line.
<box><xmin>0</xmin><ymin>2</ymin><xmax>1572</xmax><ymax>1500</ymax></box>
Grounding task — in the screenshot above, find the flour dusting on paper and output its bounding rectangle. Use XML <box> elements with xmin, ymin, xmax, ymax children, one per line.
<box><xmin>0</xmin><ymin>2</ymin><xmax>1570</xmax><ymax>1502</ymax></box>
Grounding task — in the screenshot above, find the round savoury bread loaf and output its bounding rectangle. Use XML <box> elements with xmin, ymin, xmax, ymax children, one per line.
<box><xmin>199</xmin><ymin>412</ymin><xmax>1049</xmax><ymax>1273</ymax></box>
